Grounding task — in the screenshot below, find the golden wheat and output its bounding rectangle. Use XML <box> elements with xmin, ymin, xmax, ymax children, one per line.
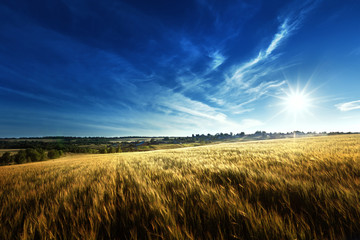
<box><xmin>0</xmin><ymin>135</ymin><xmax>360</xmax><ymax>239</ymax></box>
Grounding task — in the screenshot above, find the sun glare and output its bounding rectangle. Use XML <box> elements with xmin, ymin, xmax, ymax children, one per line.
<box><xmin>285</xmin><ymin>92</ymin><xmax>310</xmax><ymax>112</ymax></box>
<box><xmin>270</xmin><ymin>83</ymin><xmax>316</xmax><ymax>124</ymax></box>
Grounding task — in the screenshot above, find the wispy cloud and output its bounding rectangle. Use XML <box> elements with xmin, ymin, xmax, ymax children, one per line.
<box><xmin>176</xmin><ymin>75</ymin><xmax>209</xmax><ymax>93</ymax></box>
<box><xmin>0</xmin><ymin>85</ymin><xmax>57</xmax><ymax>105</ymax></box>
<box><xmin>245</xmin><ymin>80</ymin><xmax>286</xmax><ymax>95</ymax></box>
<box><xmin>157</xmin><ymin>91</ymin><xmax>228</xmax><ymax>122</ymax></box>
<box><xmin>212</xmin><ymin>1</ymin><xmax>319</xmax><ymax>113</ymax></box>
<box><xmin>225</xmin><ymin>17</ymin><xmax>302</xmax><ymax>91</ymax></box>
<box><xmin>336</xmin><ymin>100</ymin><xmax>360</xmax><ymax>111</ymax></box>
<box><xmin>209</xmin><ymin>51</ymin><xmax>226</xmax><ymax>70</ymax></box>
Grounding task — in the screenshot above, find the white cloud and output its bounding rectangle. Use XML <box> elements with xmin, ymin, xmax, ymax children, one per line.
<box><xmin>226</xmin><ymin>17</ymin><xmax>297</xmax><ymax>90</ymax></box>
<box><xmin>176</xmin><ymin>75</ymin><xmax>209</xmax><ymax>93</ymax></box>
<box><xmin>208</xmin><ymin>97</ymin><xmax>225</xmax><ymax>106</ymax></box>
<box><xmin>209</xmin><ymin>51</ymin><xmax>226</xmax><ymax>70</ymax></box>
<box><xmin>336</xmin><ymin>100</ymin><xmax>360</xmax><ymax>111</ymax></box>
<box><xmin>216</xmin><ymin>18</ymin><xmax>295</xmax><ymax>105</ymax></box>
<box><xmin>265</xmin><ymin>20</ymin><xmax>289</xmax><ymax>56</ymax></box>
<box><xmin>158</xmin><ymin>92</ymin><xmax>228</xmax><ymax>122</ymax></box>
<box><xmin>245</xmin><ymin>80</ymin><xmax>286</xmax><ymax>95</ymax></box>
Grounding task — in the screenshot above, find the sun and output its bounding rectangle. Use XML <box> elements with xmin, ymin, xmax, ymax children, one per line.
<box><xmin>268</xmin><ymin>81</ymin><xmax>318</xmax><ymax>129</ymax></box>
<box><xmin>277</xmin><ymin>84</ymin><xmax>316</xmax><ymax>124</ymax></box>
<box><xmin>285</xmin><ymin>92</ymin><xmax>310</xmax><ymax>113</ymax></box>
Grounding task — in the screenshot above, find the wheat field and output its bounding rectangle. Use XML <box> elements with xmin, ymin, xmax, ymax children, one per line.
<box><xmin>0</xmin><ymin>135</ymin><xmax>360</xmax><ymax>239</ymax></box>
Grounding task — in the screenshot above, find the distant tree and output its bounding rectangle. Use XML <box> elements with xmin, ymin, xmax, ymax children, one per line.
<box><xmin>0</xmin><ymin>152</ymin><xmax>12</xmax><ymax>164</ymax></box>
<box><xmin>254</xmin><ymin>131</ymin><xmax>262</xmax><ymax>136</ymax></box>
<box><xmin>116</xmin><ymin>145</ymin><xmax>122</xmax><ymax>153</ymax></box>
<box><xmin>26</xmin><ymin>148</ymin><xmax>46</xmax><ymax>162</ymax></box>
<box><xmin>109</xmin><ymin>146</ymin><xmax>116</xmax><ymax>153</ymax></box>
<box><xmin>100</xmin><ymin>148</ymin><xmax>107</xmax><ymax>154</ymax></box>
<box><xmin>14</xmin><ymin>150</ymin><xmax>27</xmax><ymax>164</ymax></box>
<box><xmin>48</xmin><ymin>149</ymin><xmax>62</xmax><ymax>159</ymax></box>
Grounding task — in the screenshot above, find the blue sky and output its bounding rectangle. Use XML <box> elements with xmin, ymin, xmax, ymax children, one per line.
<box><xmin>0</xmin><ymin>0</ymin><xmax>360</xmax><ymax>137</ymax></box>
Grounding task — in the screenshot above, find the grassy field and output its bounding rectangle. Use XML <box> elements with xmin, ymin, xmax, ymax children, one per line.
<box><xmin>0</xmin><ymin>135</ymin><xmax>359</xmax><ymax>239</ymax></box>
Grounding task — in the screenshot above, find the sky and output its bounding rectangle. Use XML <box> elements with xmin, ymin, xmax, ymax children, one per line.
<box><xmin>0</xmin><ymin>0</ymin><xmax>360</xmax><ymax>137</ymax></box>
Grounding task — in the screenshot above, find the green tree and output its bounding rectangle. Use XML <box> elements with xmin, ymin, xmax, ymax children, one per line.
<box><xmin>26</xmin><ymin>149</ymin><xmax>39</xmax><ymax>162</ymax></box>
<box><xmin>48</xmin><ymin>149</ymin><xmax>62</xmax><ymax>159</ymax></box>
<box><xmin>116</xmin><ymin>145</ymin><xmax>122</xmax><ymax>153</ymax></box>
<box><xmin>0</xmin><ymin>152</ymin><xmax>12</xmax><ymax>164</ymax></box>
<box><xmin>109</xmin><ymin>146</ymin><xmax>116</xmax><ymax>153</ymax></box>
<box><xmin>14</xmin><ymin>150</ymin><xmax>27</xmax><ymax>164</ymax></box>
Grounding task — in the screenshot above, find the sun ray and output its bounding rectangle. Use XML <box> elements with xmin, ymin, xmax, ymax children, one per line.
<box><xmin>268</xmin><ymin>80</ymin><xmax>320</xmax><ymax>129</ymax></box>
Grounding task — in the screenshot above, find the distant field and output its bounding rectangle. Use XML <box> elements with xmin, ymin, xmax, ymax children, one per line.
<box><xmin>0</xmin><ymin>135</ymin><xmax>359</xmax><ymax>239</ymax></box>
<box><xmin>0</xmin><ymin>149</ymin><xmax>21</xmax><ymax>156</ymax></box>
<box><xmin>137</xmin><ymin>142</ymin><xmax>207</xmax><ymax>151</ymax></box>
<box><xmin>109</xmin><ymin>137</ymin><xmax>164</xmax><ymax>143</ymax></box>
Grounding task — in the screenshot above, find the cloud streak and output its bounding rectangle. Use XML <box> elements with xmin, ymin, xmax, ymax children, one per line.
<box><xmin>0</xmin><ymin>85</ymin><xmax>57</xmax><ymax>105</ymax></box>
<box><xmin>209</xmin><ymin>51</ymin><xmax>226</xmax><ymax>70</ymax></box>
<box><xmin>208</xmin><ymin>0</ymin><xmax>320</xmax><ymax>115</ymax></box>
<box><xmin>226</xmin><ymin>13</ymin><xmax>309</xmax><ymax>90</ymax></box>
<box><xmin>336</xmin><ymin>100</ymin><xmax>360</xmax><ymax>111</ymax></box>
<box><xmin>225</xmin><ymin>19</ymin><xmax>292</xmax><ymax>90</ymax></box>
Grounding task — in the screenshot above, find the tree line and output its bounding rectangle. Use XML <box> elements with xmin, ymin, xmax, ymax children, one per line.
<box><xmin>0</xmin><ymin>149</ymin><xmax>64</xmax><ymax>165</ymax></box>
<box><xmin>1</xmin><ymin>131</ymin><xmax>351</xmax><ymax>166</ymax></box>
